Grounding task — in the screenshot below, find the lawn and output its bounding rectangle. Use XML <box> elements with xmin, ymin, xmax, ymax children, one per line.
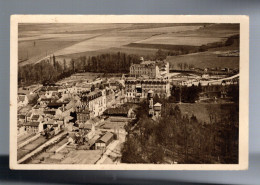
<box><xmin>166</xmin><ymin>51</ymin><xmax>239</xmax><ymax>69</ymax></box>
<box><xmin>169</xmin><ymin>103</ymin><xmax>238</xmax><ymax>124</ymax></box>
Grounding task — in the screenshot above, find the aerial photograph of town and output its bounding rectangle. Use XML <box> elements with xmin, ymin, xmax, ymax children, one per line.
<box><xmin>17</xmin><ymin>23</ymin><xmax>239</xmax><ymax>165</ymax></box>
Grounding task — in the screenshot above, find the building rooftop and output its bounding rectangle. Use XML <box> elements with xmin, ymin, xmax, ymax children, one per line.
<box><xmin>44</xmin><ymin>110</ymin><xmax>56</xmax><ymax>115</ymax></box>
<box><xmin>23</xmin><ymin>122</ymin><xmax>40</xmax><ymax>127</ymax></box>
<box><xmin>154</xmin><ymin>102</ymin><xmax>162</xmax><ymax>107</ymax></box>
<box><xmin>97</xmin><ymin>132</ymin><xmax>114</xmax><ymax>143</ymax></box>
<box><xmin>18</xmin><ymin>114</ymin><xmax>26</xmax><ymax>119</ymax></box>
<box><xmin>104</xmin><ymin>107</ymin><xmax>130</xmax><ymax>116</ymax></box>
<box><xmin>31</xmin><ymin>115</ymin><xmax>40</xmax><ymax>120</ymax></box>
<box><xmin>18</xmin><ymin>95</ymin><xmax>26</xmax><ymax>102</ymax></box>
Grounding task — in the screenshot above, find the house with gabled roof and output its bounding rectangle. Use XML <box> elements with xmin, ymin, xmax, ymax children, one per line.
<box><xmin>18</xmin><ymin>94</ymin><xmax>29</xmax><ymax>107</ymax></box>
<box><xmin>95</xmin><ymin>132</ymin><xmax>114</xmax><ymax>150</ymax></box>
<box><xmin>18</xmin><ymin>114</ymin><xmax>26</xmax><ymax>123</ymax></box>
<box><xmin>22</xmin><ymin>121</ymin><xmax>44</xmax><ymax>133</ymax></box>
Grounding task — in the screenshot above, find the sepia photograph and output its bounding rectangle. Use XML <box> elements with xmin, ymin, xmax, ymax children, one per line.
<box><xmin>10</xmin><ymin>15</ymin><xmax>249</xmax><ymax>170</ymax></box>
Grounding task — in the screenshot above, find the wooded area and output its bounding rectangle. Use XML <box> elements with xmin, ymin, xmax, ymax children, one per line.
<box><xmin>122</xmin><ymin>100</ymin><xmax>239</xmax><ymax>164</ymax></box>
<box><xmin>18</xmin><ymin>52</ymin><xmax>141</xmax><ymax>86</ymax></box>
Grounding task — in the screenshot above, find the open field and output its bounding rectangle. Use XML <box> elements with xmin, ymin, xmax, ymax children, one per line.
<box><xmin>134</xmin><ymin>36</ymin><xmax>226</xmax><ymax>46</ymax></box>
<box><xmin>120</xmin><ymin>25</ymin><xmax>202</xmax><ymax>33</ymax></box>
<box><xmin>19</xmin><ymin>40</ymin><xmax>77</xmax><ymax>62</ymax></box>
<box><xmin>19</xmin><ymin>33</ymin><xmax>99</xmax><ymax>42</ymax></box>
<box><xmin>133</xmin><ymin>24</ymin><xmax>238</xmax><ymax>47</ymax></box>
<box><xmin>53</xmin><ymin>32</ymin><xmax>155</xmax><ymax>56</ymax></box>
<box><xmin>176</xmin><ymin>23</ymin><xmax>239</xmax><ymax>38</ymax></box>
<box><xmin>58</xmin><ymin>46</ymin><xmax>158</xmax><ymax>59</ymax></box>
<box><xmin>169</xmin><ymin>103</ymin><xmax>238</xmax><ymax>124</ymax></box>
<box><xmin>18</xmin><ymin>23</ymin><xmax>239</xmax><ymax>66</ymax></box>
<box><xmin>167</xmin><ymin>51</ymin><xmax>239</xmax><ymax>69</ymax></box>
<box><xmin>18</xmin><ymin>23</ymin><xmax>131</xmax><ymax>36</ymax></box>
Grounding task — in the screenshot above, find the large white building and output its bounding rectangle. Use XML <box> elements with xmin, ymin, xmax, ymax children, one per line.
<box><xmin>129</xmin><ymin>58</ymin><xmax>169</xmax><ymax>79</ymax></box>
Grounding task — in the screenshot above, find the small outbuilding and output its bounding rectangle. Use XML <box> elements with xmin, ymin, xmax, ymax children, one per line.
<box><xmin>95</xmin><ymin>132</ymin><xmax>114</xmax><ymax>150</ymax></box>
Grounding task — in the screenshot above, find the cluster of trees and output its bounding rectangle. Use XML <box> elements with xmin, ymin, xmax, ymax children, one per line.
<box><xmin>227</xmin><ymin>84</ymin><xmax>239</xmax><ymax>103</ymax></box>
<box><xmin>174</xmin><ymin>63</ymin><xmax>195</xmax><ymax>71</ymax></box>
<box><xmin>18</xmin><ymin>59</ymin><xmax>72</xmax><ymax>86</ymax></box>
<box><xmin>74</xmin><ymin>52</ymin><xmax>141</xmax><ymax>73</ymax></box>
<box><xmin>169</xmin><ymin>84</ymin><xmax>202</xmax><ymax>103</ymax></box>
<box><xmin>18</xmin><ymin>52</ymin><xmax>141</xmax><ymax>86</ymax></box>
<box><xmin>121</xmin><ymin>101</ymin><xmax>239</xmax><ymax>164</ymax></box>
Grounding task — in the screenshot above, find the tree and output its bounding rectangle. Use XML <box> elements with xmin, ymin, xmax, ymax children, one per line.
<box><xmin>99</xmin><ymin>84</ymin><xmax>104</xmax><ymax>90</ymax></box>
<box><xmin>173</xmin><ymin>105</ymin><xmax>182</xmax><ymax>119</ymax></box>
<box><xmin>71</xmin><ymin>59</ymin><xmax>75</xmax><ymax>72</ymax></box>
<box><xmin>183</xmin><ymin>62</ymin><xmax>188</xmax><ymax>70</ymax></box>
<box><xmin>177</xmin><ymin>63</ymin><xmax>183</xmax><ymax>70</ymax></box>
<box><xmin>155</xmin><ymin>49</ymin><xmax>167</xmax><ymax>61</ymax></box>
<box><xmin>91</xmin><ymin>84</ymin><xmax>95</xmax><ymax>92</ymax></box>
<box><xmin>169</xmin><ymin>107</ymin><xmax>175</xmax><ymax>116</ymax></box>
<box><xmin>227</xmin><ymin>84</ymin><xmax>239</xmax><ymax>103</ymax></box>
<box><xmin>63</xmin><ymin>59</ymin><xmax>66</xmax><ymax>71</ymax></box>
<box><xmin>198</xmin><ymin>82</ymin><xmax>202</xmax><ymax>93</ymax></box>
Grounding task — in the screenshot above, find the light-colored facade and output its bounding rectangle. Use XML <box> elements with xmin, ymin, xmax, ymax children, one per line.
<box><xmin>81</xmin><ymin>89</ymin><xmax>107</xmax><ymax>117</ymax></box>
<box><xmin>129</xmin><ymin>60</ymin><xmax>169</xmax><ymax>79</ymax></box>
<box><xmin>18</xmin><ymin>94</ymin><xmax>29</xmax><ymax>107</ymax></box>
<box><xmin>125</xmin><ymin>78</ymin><xmax>171</xmax><ymax>102</ymax></box>
<box><xmin>130</xmin><ymin>62</ymin><xmax>160</xmax><ymax>78</ymax></box>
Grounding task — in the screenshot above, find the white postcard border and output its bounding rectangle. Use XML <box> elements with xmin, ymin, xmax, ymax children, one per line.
<box><xmin>10</xmin><ymin>15</ymin><xmax>249</xmax><ymax>170</ymax></box>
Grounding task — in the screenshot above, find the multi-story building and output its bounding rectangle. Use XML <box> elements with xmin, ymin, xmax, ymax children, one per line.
<box><xmin>129</xmin><ymin>58</ymin><xmax>169</xmax><ymax>79</ymax></box>
<box><xmin>81</xmin><ymin>89</ymin><xmax>106</xmax><ymax>117</ymax></box>
<box><xmin>125</xmin><ymin>78</ymin><xmax>171</xmax><ymax>102</ymax></box>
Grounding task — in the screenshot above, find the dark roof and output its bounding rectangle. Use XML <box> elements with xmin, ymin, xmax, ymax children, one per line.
<box><xmin>47</xmin><ymin>102</ymin><xmax>63</xmax><ymax>108</ymax></box>
<box><xmin>77</xmin><ymin>109</ymin><xmax>90</xmax><ymax>114</ymax></box>
<box><xmin>31</xmin><ymin>115</ymin><xmax>40</xmax><ymax>120</ymax></box>
<box><xmin>79</xmin><ymin>123</ymin><xmax>92</xmax><ymax>129</ymax></box>
<box><xmin>44</xmin><ymin>110</ymin><xmax>56</xmax><ymax>115</ymax></box>
<box><xmin>97</xmin><ymin>132</ymin><xmax>113</xmax><ymax>143</ymax></box>
<box><xmin>18</xmin><ymin>115</ymin><xmax>26</xmax><ymax>119</ymax></box>
<box><xmin>27</xmin><ymin>94</ymin><xmax>39</xmax><ymax>102</ymax></box>
<box><xmin>41</xmin><ymin>98</ymin><xmax>52</xmax><ymax>102</ymax></box>
<box><xmin>46</xmin><ymin>86</ymin><xmax>59</xmax><ymax>91</ymax></box>
<box><xmin>104</xmin><ymin>107</ymin><xmax>130</xmax><ymax>116</ymax></box>
<box><xmin>18</xmin><ymin>96</ymin><xmax>26</xmax><ymax>102</ymax></box>
<box><xmin>23</xmin><ymin>122</ymin><xmax>40</xmax><ymax>127</ymax></box>
<box><xmin>26</xmin><ymin>112</ymin><xmax>32</xmax><ymax>117</ymax></box>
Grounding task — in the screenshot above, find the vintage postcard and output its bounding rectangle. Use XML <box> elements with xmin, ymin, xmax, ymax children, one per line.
<box><xmin>10</xmin><ymin>15</ymin><xmax>249</xmax><ymax>170</ymax></box>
